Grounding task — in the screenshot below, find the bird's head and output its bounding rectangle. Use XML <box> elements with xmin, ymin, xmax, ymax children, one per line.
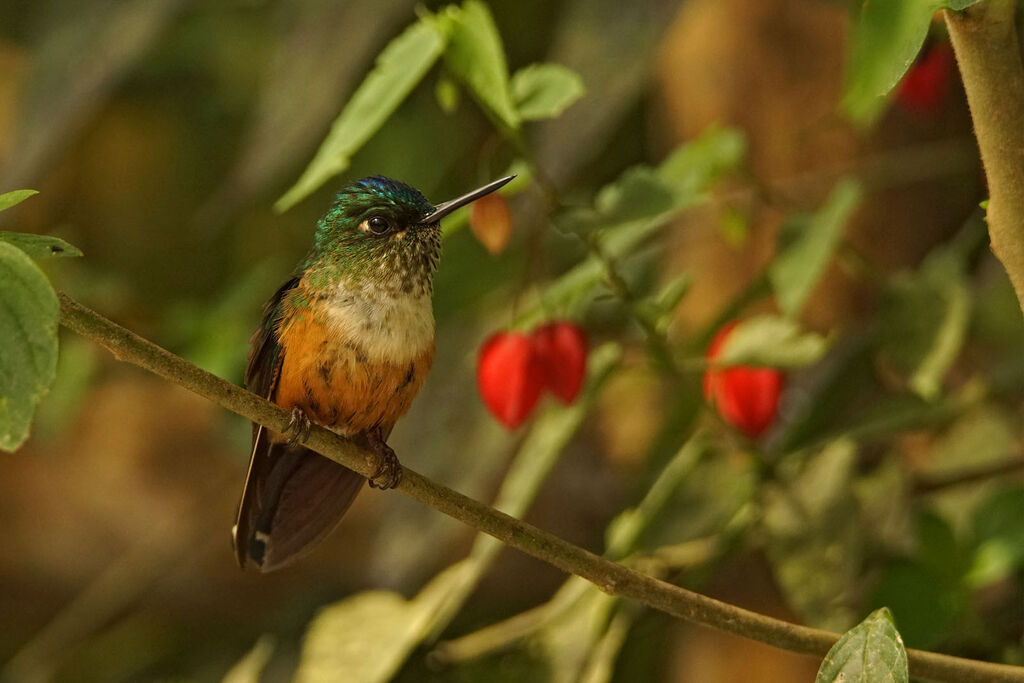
<box><xmin>309</xmin><ymin>175</ymin><xmax>512</xmax><ymax>295</ymax></box>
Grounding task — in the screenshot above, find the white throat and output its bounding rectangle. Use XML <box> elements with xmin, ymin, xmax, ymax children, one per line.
<box><xmin>322</xmin><ymin>284</ymin><xmax>434</xmax><ymax>363</ymax></box>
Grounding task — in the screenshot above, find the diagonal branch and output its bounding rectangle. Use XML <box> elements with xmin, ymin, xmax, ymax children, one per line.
<box><xmin>57</xmin><ymin>293</ymin><xmax>1024</xmax><ymax>683</ymax></box>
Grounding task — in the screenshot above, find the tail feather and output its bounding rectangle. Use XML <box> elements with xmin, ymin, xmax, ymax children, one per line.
<box><xmin>233</xmin><ymin>426</ymin><xmax>364</xmax><ymax>572</ymax></box>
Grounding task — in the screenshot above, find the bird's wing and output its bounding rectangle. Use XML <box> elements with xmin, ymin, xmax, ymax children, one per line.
<box><xmin>233</xmin><ymin>276</ymin><xmax>365</xmax><ymax>572</ymax></box>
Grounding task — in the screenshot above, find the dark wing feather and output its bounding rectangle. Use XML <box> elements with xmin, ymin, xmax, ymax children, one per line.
<box><xmin>233</xmin><ymin>277</ymin><xmax>298</xmax><ymax>568</ymax></box>
<box><xmin>232</xmin><ymin>276</ymin><xmax>366</xmax><ymax>572</ymax></box>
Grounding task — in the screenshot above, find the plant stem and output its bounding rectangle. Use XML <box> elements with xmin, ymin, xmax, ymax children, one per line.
<box><xmin>945</xmin><ymin>0</ymin><xmax>1024</xmax><ymax>314</ymax></box>
<box><xmin>57</xmin><ymin>293</ymin><xmax>1024</xmax><ymax>683</ymax></box>
<box><xmin>586</xmin><ymin>233</ymin><xmax>684</xmax><ymax>377</ymax></box>
<box><xmin>913</xmin><ymin>454</ymin><xmax>1024</xmax><ymax>494</ymax></box>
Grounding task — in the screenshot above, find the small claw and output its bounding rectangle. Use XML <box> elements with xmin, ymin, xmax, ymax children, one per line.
<box><xmin>365</xmin><ymin>432</ymin><xmax>403</xmax><ymax>489</ymax></box>
<box><xmin>285</xmin><ymin>406</ymin><xmax>312</xmax><ymax>444</ymax></box>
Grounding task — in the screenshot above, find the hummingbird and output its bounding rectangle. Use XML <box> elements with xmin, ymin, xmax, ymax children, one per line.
<box><xmin>233</xmin><ymin>174</ymin><xmax>514</xmax><ymax>572</ymax></box>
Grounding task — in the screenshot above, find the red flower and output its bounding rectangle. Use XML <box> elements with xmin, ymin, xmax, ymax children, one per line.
<box><xmin>476</xmin><ymin>321</ymin><xmax>588</xmax><ymax>429</ymax></box>
<box><xmin>477</xmin><ymin>332</ymin><xmax>545</xmax><ymax>429</ymax></box>
<box><xmin>532</xmin><ymin>322</ymin><xmax>587</xmax><ymax>404</ymax></box>
<box><xmin>897</xmin><ymin>42</ymin><xmax>954</xmax><ymax>114</ymax></box>
<box><xmin>703</xmin><ymin>322</ymin><xmax>784</xmax><ymax>439</ymax></box>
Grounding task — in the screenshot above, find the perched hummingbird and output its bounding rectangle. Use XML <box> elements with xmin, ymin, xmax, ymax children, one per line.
<box><xmin>233</xmin><ymin>174</ymin><xmax>513</xmax><ymax>572</ymax></box>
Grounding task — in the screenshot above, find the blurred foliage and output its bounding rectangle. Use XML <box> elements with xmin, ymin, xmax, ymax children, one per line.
<box><xmin>841</xmin><ymin>0</ymin><xmax>982</xmax><ymax>125</ymax></box>
<box><xmin>1</xmin><ymin>0</ymin><xmax>1023</xmax><ymax>682</ymax></box>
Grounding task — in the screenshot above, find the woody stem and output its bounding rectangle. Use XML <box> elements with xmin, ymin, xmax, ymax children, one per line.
<box><xmin>57</xmin><ymin>292</ymin><xmax>1024</xmax><ymax>683</ymax></box>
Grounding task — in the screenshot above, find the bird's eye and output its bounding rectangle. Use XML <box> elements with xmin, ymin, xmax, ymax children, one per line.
<box><xmin>366</xmin><ymin>216</ymin><xmax>392</xmax><ymax>234</ymax></box>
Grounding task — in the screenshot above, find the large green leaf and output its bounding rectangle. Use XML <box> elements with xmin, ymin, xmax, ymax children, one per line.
<box><xmin>714</xmin><ymin>314</ymin><xmax>829</xmax><ymax>368</ymax></box>
<box><xmin>879</xmin><ymin>247</ymin><xmax>970</xmax><ymax>400</ymax></box>
<box><xmin>842</xmin><ymin>0</ymin><xmax>981</xmax><ymax>125</ymax></box>
<box><xmin>276</xmin><ymin>18</ymin><xmax>449</xmax><ymax>211</ymax></box>
<box><xmin>0</xmin><ymin>232</ymin><xmax>83</xmax><ymax>259</ymax></box>
<box><xmin>0</xmin><ymin>189</ymin><xmax>38</xmax><ymax>212</ymax></box>
<box><xmin>0</xmin><ymin>241</ymin><xmax>59</xmax><ymax>451</ymax></box>
<box><xmin>769</xmin><ymin>180</ymin><xmax>861</xmax><ymax>318</ymax></box>
<box><xmin>816</xmin><ymin>608</ymin><xmax>908</xmax><ymax>683</ymax></box>
<box><xmin>294</xmin><ymin>567</ymin><xmax>465</xmax><ymax>683</ymax></box>
<box><xmin>871</xmin><ymin>560</ymin><xmax>963</xmax><ymax>650</ymax></box>
<box><xmin>764</xmin><ymin>439</ymin><xmax>861</xmax><ymax>630</ymax></box>
<box><xmin>442</xmin><ymin>0</ymin><xmax>519</xmax><ymax>130</ymax></box>
<box><xmin>511</xmin><ymin>63</ymin><xmax>585</xmax><ymax>120</ymax></box>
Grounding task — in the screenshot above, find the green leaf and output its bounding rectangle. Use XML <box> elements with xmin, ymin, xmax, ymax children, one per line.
<box><xmin>276</xmin><ymin>18</ymin><xmax>449</xmax><ymax>211</ymax></box>
<box><xmin>0</xmin><ymin>232</ymin><xmax>83</xmax><ymax>259</ymax></box>
<box><xmin>867</xmin><ymin>514</ymin><xmax>967</xmax><ymax>650</ymax></box>
<box><xmin>870</xmin><ymin>560</ymin><xmax>963</xmax><ymax>650</ymax></box>
<box><xmin>879</xmin><ymin>247</ymin><xmax>970</xmax><ymax>400</ymax></box>
<box><xmin>0</xmin><ymin>189</ymin><xmax>38</xmax><ymax>212</ymax></box>
<box><xmin>657</xmin><ymin>125</ymin><xmax>746</xmax><ymax>193</ymax></box>
<box><xmin>605</xmin><ymin>435</ymin><xmax>707</xmax><ymax>558</ymax></box>
<box><xmin>595</xmin><ymin>167</ymin><xmax>676</xmax><ymax>224</ymax></box>
<box><xmin>0</xmin><ymin>241</ymin><xmax>59</xmax><ymax>451</ymax></box>
<box><xmin>516</xmin><ymin>126</ymin><xmax>745</xmax><ymax>327</ymax></box>
<box><xmin>842</xmin><ymin>0</ymin><xmax>981</xmax><ymax>125</ymax></box>
<box><xmin>816</xmin><ymin>608</ymin><xmax>908</xmax><ymax>683</ymax></box>
<box><xmin>718</xmin><ymin>205</ymin><xmax>749</xmax><ymax>246</ymax></box>
<box><xmin>967</xmin><ymin>486</ymin><xmax>1024</xmax><ymax>587</ymax></box>
<box><xmin>764</xmin><ymin>439</ymin><xmax>861</xmax><ymax>630</ymax></box>
<box><xmin>442</xmin><ymin>0</ymin><xmax>519</xmax><ymax>130</ymax></box>
<box><xmin>714</xmin><ymin>314</ymin><xmax>829</xmax><ymax>368</ymax></box>
<box><xmin>511</xmin><ymin>63</ymin><xmax>585</xmax><ymax>120</ymax></box>
<box><xmin>770</xmin><ymin>180</ymin><xmax>861</xmax><ymax>318</ymax></box>
<box><xmin>294</xmin><ymin>567</ymin><xmax>465</xmax><ymax>683</ymax></box>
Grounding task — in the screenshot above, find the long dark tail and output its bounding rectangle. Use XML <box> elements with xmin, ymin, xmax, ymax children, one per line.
<box><xmin>233</xmin><ymin>425</ymin><xmax>364</xmax><ymax>572</ymax></box>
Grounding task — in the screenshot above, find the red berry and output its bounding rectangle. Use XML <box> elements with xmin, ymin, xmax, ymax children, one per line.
<box><xmin>477</xmin><ymin>332</ymin><xmax>545</xmax><ymax>429</ymax></box>
<box><xmin>532</xmin><ymin>322</ymin><xmax>587</xmax><ymax>404</ymax></box>
<box><xmin>704</xmin><ymin>322</ymin><xmax>784</xmax><ymax>439</ymax></box>
<box><xmin>897</xmin><ymin>43</ymin><xmax>954</xmax><ymax>114</ymax></box>
<box><xmin>469</xmin><ymin>194</ymin><xmax>512</xmax><ymax>254</ymax></box>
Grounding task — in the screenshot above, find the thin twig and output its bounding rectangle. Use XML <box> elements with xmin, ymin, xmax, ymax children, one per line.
<box><xmin>56</xmin><ymin>293</ymin><xmax>1024</xmax><ymax>683</ymax></box>
<box><xmin>586</xmin><ymin>233</ymin><xmax>684</xmax><ymax>377</ymax></box>
<box><xmin>913</xmin><ymin>455</ymin><xmax>1024</xmax><ymax>495</ymax></box>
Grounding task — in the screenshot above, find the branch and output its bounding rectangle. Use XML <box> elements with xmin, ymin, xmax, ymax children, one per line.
<box><xmin>913</xmin><ymin>454</ymin><xmax>1024</xmax><ymax>494</ymax></box>
<box><xmin>945</xmin><ymin>0</ymin><xmax>1024</xmax><ymax>314</ymax></box>
<box><xmin>57</xmin><ymin>293</ymin><xmax>1024</xmax><ymax>683</ymax></box>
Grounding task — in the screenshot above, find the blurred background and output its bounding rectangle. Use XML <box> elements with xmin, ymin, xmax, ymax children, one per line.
<box><xmin>0</xmin><ymin>0</ymin><xmax>1021</xmax><ymax>681</ymax></box>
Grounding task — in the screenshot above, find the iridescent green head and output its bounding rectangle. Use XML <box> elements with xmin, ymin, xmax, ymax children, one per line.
<box><xmin>306</xmin><ymin>175</ymin><xmax>514</xmax><ymax>296</ymax></box>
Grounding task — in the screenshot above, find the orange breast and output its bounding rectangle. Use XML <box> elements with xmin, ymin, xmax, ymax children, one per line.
<box><xmin>274</xmin><ymin>312</ymin><xmax>434</xmax><ymax>436</ymax></box>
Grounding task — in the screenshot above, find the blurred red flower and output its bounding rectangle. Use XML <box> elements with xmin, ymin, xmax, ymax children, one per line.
<box><xmin>476</xmin><ymin>321</ymin><xmax>588</xmax><ymax>429</ymax></box>
<box><xmin>469</xmin><ymin>193</ymin><xmax>512</xmax><ymax>254</ymax></box>
<box><xmin>897</xmin><ymin>42</ymin><xmax>954</xmax><ymax>114</ymax></box>
<box><xmin>703</xmin><ymin>322</ymin><xmax>784</xmax><ymax>439</ymax></box>
<box><xmin>532</xmin><ymin>321</ymin><xmax>587</xmax><ymax>404</ymax></box>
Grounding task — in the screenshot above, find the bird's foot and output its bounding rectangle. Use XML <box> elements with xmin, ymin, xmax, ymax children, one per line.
<box><xmin>284</xmin><ymin>406</ymin><xmax>312</xmax><ymax>445</ymax></box>
<box><xmin>365</xmin><ymin>431</ymin><xmax>403</xmax><ymax>489</ymax></box>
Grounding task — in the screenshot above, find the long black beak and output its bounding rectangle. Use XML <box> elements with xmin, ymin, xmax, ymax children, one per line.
<box><xmin>421</xmin><ymin>175</ymin><xmax>515</xmax><ymax>224</ymax></box>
